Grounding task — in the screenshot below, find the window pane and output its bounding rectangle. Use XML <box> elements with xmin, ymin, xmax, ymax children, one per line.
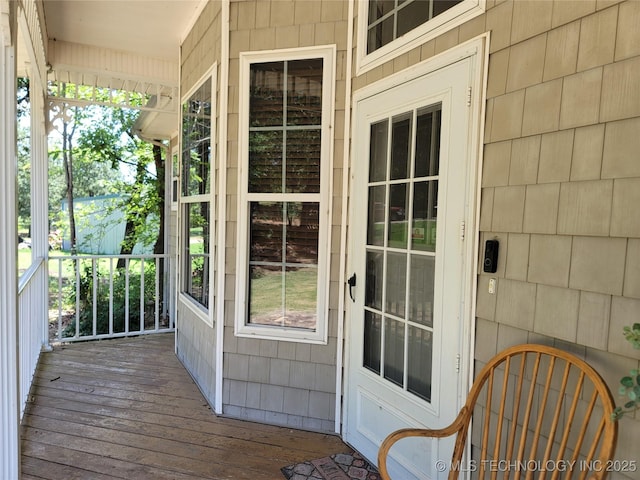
<box><xmin>248</xmin><ymin>201</ymin><xmax>319</xmax><ymax>331</ymax></box>
<box><xmin>390</xmin><ymin>114</ymin><xmax>411</xmax><ymax>180</ymax></box>
<box><xmin>182</xmin><ymin>79</ymin><xmax>211</xmax><ymax>196</ymax></box>
<box><xmin>415</xmin><ymin>106</ymin><xmax>441</xmax><ymax>178</ymax></box>
<box><xmin>384</xmin><ymin>318</ymin><xmax>405</xmax><ymax>387</ymax></box>
<box><xmin>397</xmin><ymin>0</ymin><xmax>430</xmax><ymax>37</ymax></box>
<box><xmin>287</xmin><ymin>59</ymin><xmax>323</xmax><ymax>126</ymax></box>
<box><xmin>250</xmin><ymin>62</ymin><xmax>284</xmax><ymax>127</ymax></box>
<box><xmin>184</xmin><ymin>203</ymin><xmax>210</xmax><ymax>307</ymax></box>
<box><xmin>386</xmin><ymin>252</ymin><xmax>407</xmax><ymax>318</ymax></box>
<box><xmin>368</xmin><ymin>0</ymin><xmax>395</xmax><ymax>22</ymax></box>
<box><xmin>249</xmin><ymin>266</ymin><xmax>283</xmax><ymax>324</ymax></box>
<box><xmin>412</xmin><ymin>181</ymin><xmax>437</xmax><ymax>252</ymax></box>
<box><xmin>285</xmin><ymin>202</ymin><xmax>319</xmax><ymax>264</ymax></box>
<box><xmin>284</xmin><ymin>266</ymin><xmax>317</xmax><ymax>329</ymax></box>
<box><xmin>286</xmin><ymin>129</ymin><xmax>321</xmax><ymax>193</ymax></box>
<box><xmin>182</xmin><ymin>142</ymin><xmax>210</xmax><ymax>196</ymax></box>
<box><xmin>367</xmin><ymin>16</ymin><xmax>394</xmax><ymax>54</ymax></box>
<box><xmin>388</xmin><ymin>183</ymin><xmax>408</xmax><ymax>249</ymax></box>
<box><xmin>407</xmin><ymin>326</ymin><xmax>432</xmax><ymax>401</ymax></box>
<box><xmin>409</xmin><ymin>254</ymin><xmax>434</xmax><ymax>327</ymax></box>
<box><xmin>367</xmin><ymin>185</ymin><xmax>386</xmax><ymax>246</ymax></box>
<box><xmin>249</xmin><ymin>266</ymin><xmax>317</xmax><ymax>330</ymax></box>
<box><xmin>250</xmin><ymin>202</ymin><xmax>284</xmax><ymax>263</ymax></box>
<box><xmin>365</xmin><ymin>250</ymin><xmax>384</xmax><ymax>311</ymax></box>
<box><xmin>249</xmin><ymin>202</ymin><xmax>320</xmax><ymax>264</ymax></box>
<box><xmin>249</xmin><ymin>130</ymin><xmax>283</xmax><ymax>193</ymax></box>
<box><xmin>433</xmin><ymin>0</ymin><xmax>463</xmax><ymax>16</ymax></box>
<box><xmin>369</xmin><ymin>120</ymin><xmax>388</xmax><ymax>182</ymax></box>
<box><xmin>364</xmin><ymin>311</ymin><xmax>382</xmax><ymax>374</ymax></box>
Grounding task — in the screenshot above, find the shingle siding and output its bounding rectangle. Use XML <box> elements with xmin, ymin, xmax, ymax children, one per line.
<box><xmin>176</xmin><ymin>0</ymin><xmax>640</xmax><ymax>462</ymax></box>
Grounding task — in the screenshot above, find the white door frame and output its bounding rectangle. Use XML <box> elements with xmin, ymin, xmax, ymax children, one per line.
<box><xmin>342</xmin><ymin>33</ymin><xmax>488</xmax><ymax>471</ymax></box>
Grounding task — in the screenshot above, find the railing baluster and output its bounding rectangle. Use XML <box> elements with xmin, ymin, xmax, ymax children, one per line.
<box><xmin>125</xmin><ymin>257</ymin><xmax>130</xmax><ymax>333</ymax></box>
<box><xmin>140</xmin><ymin>258</ymin><xmax>145</xmax><ymax>332</ymax></box>
<box><xmin>75</xmin><ymin>258</ymin><xmax>80</xmax><ymax>338</ymax></box>
<box><xmin>109</xmin><ymin>258</ymin><xmax>114</xmax><ymax>335</ymax></box>
<box><xmin>57</xmin><ymin>257</ymin><xmax>63</xmax><ymax>341</ymax></box>
<box><xmin>155</xmin><ymin>257</ymin><xmax>160</xmax><ymax>331</ymax></box>
<box><xmin>17</xmin><ymin>257</ymin><xmax>47</xmax><ymax>417</ymax></box>
<box><xmin>92</xmin><ymin>258</ymin><xmax>97</xmax><ymax>337</ymax></box>
<box><xmin>48</xmin><ymin>254</ymin><xmax>173</xmax><ymax>343</ymax></box>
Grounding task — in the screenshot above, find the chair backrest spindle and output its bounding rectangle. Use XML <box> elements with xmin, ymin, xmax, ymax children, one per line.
<box><xmin>378</xmin><ymin>345</ymin><xmax>618</xmax><ymax>480</ymax></box>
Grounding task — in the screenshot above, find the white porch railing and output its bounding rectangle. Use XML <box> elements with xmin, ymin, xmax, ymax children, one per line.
<box><xmin>49</xmin><ymin>254</ymin><xmax>174</xmax><ymax>343</ymax></box>
<box><xmin>18</xmin><ymin>256</ymin><xmax>49</xmax><ymax>418</ymax></box>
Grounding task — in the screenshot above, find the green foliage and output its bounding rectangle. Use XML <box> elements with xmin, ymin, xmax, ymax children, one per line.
<box><xmin>62</xmin><ymin>260</ymin><xmax>158</xmax><ymax>337</ymax></box>
<box><xmin>612</xmin><ymin>369</ymin><xmax>640</xmax><ymax>421</ymax></box>
<box><xmin>47</xmin><ymin>86</ymin><xmax>162</xmax><ymax>254</ymax></box>
<box><xmin>48</xmin><ymin>103</ymin><xmax>126</xmax><ymax>236</ymax></box>
<box><xmin>17</xmin><ymin>78</ymin><xmax>32</xmax><ymax>229</ymax></box>
<box><xmin>611</xmin><ymin>323</ymin><xmax>640</xmax><ymax>421</ymax></box>
<box><xmin>18</xmin><ymin>123</ymin><xmax>31</xmax><ymax>223</ymax></box>
<box><xmin>622</xmin><ymin>323</ymin><xmax>640</xmax><ymax>349</ymax></box>
<box><xmin>17</xmin><ymin>77</ymin><xmax>30</xmax><ymax>118</ymax></box>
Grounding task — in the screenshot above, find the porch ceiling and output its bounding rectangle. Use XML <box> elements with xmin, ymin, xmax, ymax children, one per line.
<box><xmin>40</xmin><ymin>0</ymin><xmax>203</xmax><ymax>138</ymax></box>
<box><xmin>43</xmin><ymin>0</ymin><xmax>200</xmax><ymax>63</ymax></box>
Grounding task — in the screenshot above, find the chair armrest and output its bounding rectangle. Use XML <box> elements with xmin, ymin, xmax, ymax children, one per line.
<box><xmin>377</xmin><ymin>407</ymin><xmax>470</xmax><ymax>480</ymax></box>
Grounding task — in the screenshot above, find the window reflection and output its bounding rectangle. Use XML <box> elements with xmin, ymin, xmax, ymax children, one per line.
<box><xmin>248</xmin><ymin>202</ymin><xmax>319</xmax><ymax>329</ymax></box>
<box><xmin>367</xmin><ymin>0</ymin><xmax>464</xmax><ymax>54</ymax></box>
<box><xmin>183</xmin><ymin>203</ymin><xmax>210</xmax><ymax>307</ymax></box>
<box><xmin>246</xmin><ymin>57</ymin><xmax>325</xmax><ymax>332</ymax></box>
<box><xmin>181</xmin><ymin>77</ymin><xmax>213</xmax><ymax>310</ymax></box>
<box><xmin>182</xmin><ymin>81</ymin><xmax>211</xmax><ymax>196</ymax></box>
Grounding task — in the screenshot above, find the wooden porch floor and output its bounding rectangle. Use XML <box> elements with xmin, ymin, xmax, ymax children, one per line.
<box><xmin>21</xmin><ymin>333</ymin><xmax>350</xmax><ymax>479</ymax></box>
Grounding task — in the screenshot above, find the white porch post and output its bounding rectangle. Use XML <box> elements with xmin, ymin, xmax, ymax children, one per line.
<box><xmin>0</xmin><ymin>0</ymin><xmax>20</xmax><ymax>478</ymax></box>
<box><xmin>30</xmin><ymin>70</ymin><xmax>51</xmax><ymax>351</ymax></box>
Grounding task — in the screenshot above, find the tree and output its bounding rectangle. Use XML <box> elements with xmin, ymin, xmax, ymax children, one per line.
<box><xmin>78</xmin><ymin>104</ymin><xmax>165</xmax><ymax>266</ymax></box>
<box><xmin>17</xmin><ymin>78</ymin><xmax>31</xmax><ymax>238</ymax></box>
<box><xmin>61</xmin><ymin>103</ymin><xmax>80</xmax><ymax>254</ymax></box>
<box><xmin>48</xmin><ymin>85</ymin><xmax>164</xmax><ymax>259</ymax></box>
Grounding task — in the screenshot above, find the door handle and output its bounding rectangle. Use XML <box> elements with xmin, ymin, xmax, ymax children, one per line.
<box><xmin>347</xmin><ymin>273</ymin><xmax>356</xmax><ymax>302</ymax></box>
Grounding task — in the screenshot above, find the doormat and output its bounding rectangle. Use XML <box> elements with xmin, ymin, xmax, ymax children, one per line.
<box><xmin>281</xmin><ymin>452</ymin><xmax>380</xmax><ymax>480</ymax></box>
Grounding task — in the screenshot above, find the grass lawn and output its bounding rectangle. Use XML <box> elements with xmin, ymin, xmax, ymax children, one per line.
<box><xmin>18</xmin><ymin>247</ymin><xmax>33</xmax><ymax>273</ymax></box>
<box><xmin>249</xmin><ymin>267</ymin><xmax>317</xmax><ymax>318</ymax></box>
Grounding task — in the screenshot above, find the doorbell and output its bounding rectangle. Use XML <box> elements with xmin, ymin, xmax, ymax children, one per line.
<box><xmin>483</xmin><ymin>239</ymin><xmax>499</xmax><ymax>273</ymax></box>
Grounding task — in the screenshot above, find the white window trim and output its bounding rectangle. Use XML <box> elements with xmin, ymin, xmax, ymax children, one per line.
<box><xmin>356</xmin><ymin>0</ymin><xmax>485</xmax><ymax>76</ymax></box>
<box><xmin>235</xmin><ymin>45</ymin><xmax>336</xmax><ymax>344</ymax></box>
<box><xmin>178</xmin><ymin>65</ymin><xmax>217</xmax><ymax>327</ymax></box>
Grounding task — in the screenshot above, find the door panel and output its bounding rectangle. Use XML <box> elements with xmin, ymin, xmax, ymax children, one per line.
<box><xmin>346</xmin><ymin>57</ymin><xmax>475</xmax><ymax>480</ymax></box>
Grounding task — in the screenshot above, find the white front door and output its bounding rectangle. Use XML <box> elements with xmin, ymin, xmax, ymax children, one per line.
<box><xmin>345</xmin><ymin>55</ymin><xmax>478</xmax><ymax>480</ymax></box>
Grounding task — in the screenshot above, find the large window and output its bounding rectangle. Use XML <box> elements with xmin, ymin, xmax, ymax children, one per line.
<box><xmin>358</xmin><ymin>0</ymin><xmax>484</xmax><ymax>74</ymax></box>
<box><xmin>181</xmin><ymin>75</ymin><xmax>214</xmax><ymax>312</ymax></box>
<box><xmin>237</xmin><ymin>47</ymin><xmax>334</xmax><ymax>343</ymax></box>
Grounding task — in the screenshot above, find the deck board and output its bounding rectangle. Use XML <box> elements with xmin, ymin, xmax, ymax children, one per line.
<box><xmin>21</xmin><ymin>333</ymin><xmax>350</xmax><ymax>479</ymax></box>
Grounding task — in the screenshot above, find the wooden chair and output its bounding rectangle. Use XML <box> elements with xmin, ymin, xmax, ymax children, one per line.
<box><xmin>378</xmin><ymin>344</ymin><xmax>618</xmax><ymax>480</ymax></box>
